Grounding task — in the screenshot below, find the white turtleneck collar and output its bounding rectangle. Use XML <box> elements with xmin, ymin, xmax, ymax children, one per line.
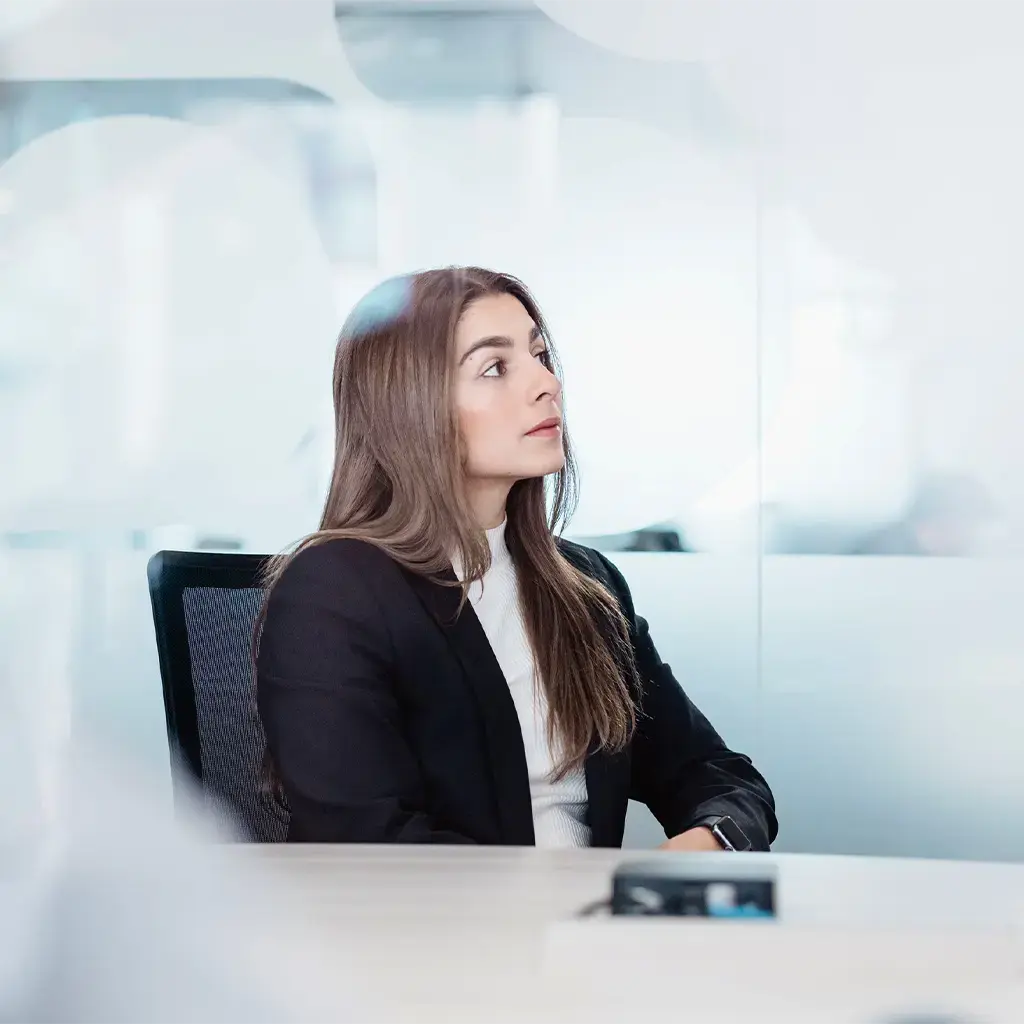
<box><xmin>451</xmin><ymin>518</ymin><xmax>510</xmax><ymax>582</ymax></box>
<box><xmin>484</xmin><ymin>517</ymin><xmax>510</xmax><ymax>570</ymax></box>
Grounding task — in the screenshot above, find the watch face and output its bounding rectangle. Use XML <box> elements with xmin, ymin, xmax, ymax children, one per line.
<box><xmin>714</xmin><ymin>817</ymin><xmax>752</xmax><ymax>852</ymax></box>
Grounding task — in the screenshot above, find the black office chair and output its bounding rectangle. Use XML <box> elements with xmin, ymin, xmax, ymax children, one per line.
<box><xmin>147</xmin><ymin>550</ymin><xmax>289</xmax><ymax>842</ymax></box>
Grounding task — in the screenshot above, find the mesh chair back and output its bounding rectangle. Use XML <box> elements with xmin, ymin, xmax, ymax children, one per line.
<box><xmin>148</xmin><ymin>551</ymin><xmax>288</xmax><ymax>841</ymax></box>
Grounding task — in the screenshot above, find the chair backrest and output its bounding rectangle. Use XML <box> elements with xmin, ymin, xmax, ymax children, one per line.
<box><xmin>147</xmin><ymin>550</ymin><xmax>288</xmax><ymax>842</ymax></box>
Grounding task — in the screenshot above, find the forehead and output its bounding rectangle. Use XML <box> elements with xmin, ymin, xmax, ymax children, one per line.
<box><xmin>455</xmin><ymin>293</ymin><xmax>536</xmax><ymax>350</ymax></box>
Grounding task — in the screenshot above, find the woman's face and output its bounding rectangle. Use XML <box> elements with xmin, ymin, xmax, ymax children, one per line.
<box><xmin>453</xmin><ymin>292</ymin><xmax>565</xmax><ymax>505</ymax></box>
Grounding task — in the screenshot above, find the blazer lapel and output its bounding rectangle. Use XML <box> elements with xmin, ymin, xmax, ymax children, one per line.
<box><xmin>585</xmin><ymin>743</ymin><xmax>632</xmax><ymax>848</ymax></box>
<box><xmin>561</xmin><ymin>539</ymin><xmax>635</xmax><ymax>848</ymax></box>
<box><xmin>402</xmin><ymin>565</ymin><xmax>536</xmax><ymax>846</ymax></box>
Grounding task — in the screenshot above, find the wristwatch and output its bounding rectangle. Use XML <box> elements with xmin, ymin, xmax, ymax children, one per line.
<box><xmin>702</xmin><ymin>815</ymin><xmax>752</xmax><ymax>852</ymax></box>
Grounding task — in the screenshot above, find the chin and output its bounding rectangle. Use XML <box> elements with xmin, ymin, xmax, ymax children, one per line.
<box><xmin>527</xmin><ymin>455</ymin><xmax>566</xmax><ymax>478</ymax></box>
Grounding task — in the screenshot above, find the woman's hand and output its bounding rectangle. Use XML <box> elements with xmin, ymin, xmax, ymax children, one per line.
<box><xmin>658</xmin><ymin>826</ymin><xmax>722</xmax><ymax>852</ymax></box>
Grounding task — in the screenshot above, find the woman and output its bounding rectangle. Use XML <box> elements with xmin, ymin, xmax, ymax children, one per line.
<box><xmin>256</xmin><ymin>267</ymin><xmax>777</xmax><ymax>850</ymax></box>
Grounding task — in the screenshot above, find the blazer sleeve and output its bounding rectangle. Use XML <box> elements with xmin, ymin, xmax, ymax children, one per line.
<box><xmin>594</xmin><ymin>551</ymin><xmax>778</xmax><ymax>851</ymax></box>
<box><xmin>256</xmin><ymin>540</ymin><xmax>475</xmax><ymax>844</ymax></box>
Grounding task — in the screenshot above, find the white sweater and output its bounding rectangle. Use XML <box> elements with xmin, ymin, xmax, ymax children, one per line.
<box><xmin>453</xmin><ymin>520</ymin><xmax>591</xmax><ymax>848</ymax></box>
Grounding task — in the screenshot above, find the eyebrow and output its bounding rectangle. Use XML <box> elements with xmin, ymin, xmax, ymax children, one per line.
<box><xmin>458</xmin><ymin>325</ymin><xmax>543</xmax><ymax>366</ymax></box>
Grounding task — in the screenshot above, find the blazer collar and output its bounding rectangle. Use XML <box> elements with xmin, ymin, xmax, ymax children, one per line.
<box><xmin>401</xmin><ymin>564</ymin><xmax>536</xmax><ymax>846</ymax></box>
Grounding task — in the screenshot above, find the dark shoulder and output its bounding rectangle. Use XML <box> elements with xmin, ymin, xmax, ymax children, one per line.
<box><xmin>271</xmin><ymin>536</ymin><xmax>400</xmax><ymax>602</ymax></box>
<box><xmin>259</xmin><ymin>539</ymin><xmax>401</xmax><ymax>666</ymax></box>
<box><xmin>556</xmin><ymin>537</ymin><xmax>630</xmax><ymax>603</ymax></box>
<box><xmin>555</xmin><ymin>537</ymin><xmax>640</xmax><ymax>652</ymax></box>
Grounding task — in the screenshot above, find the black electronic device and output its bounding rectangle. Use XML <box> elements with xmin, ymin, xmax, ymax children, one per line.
<box><xmin>610</xmin><ymin>858</ymin><xmax>777</xmax><ymax>919</ymax></box>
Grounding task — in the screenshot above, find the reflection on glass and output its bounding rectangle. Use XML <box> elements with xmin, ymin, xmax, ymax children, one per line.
<box><xmin>5</xmin><ymin>1</ymin><xmax>1024</xmax><ymax>861</ymax></box>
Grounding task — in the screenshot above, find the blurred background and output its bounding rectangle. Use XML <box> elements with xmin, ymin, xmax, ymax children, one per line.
<box><xmin>2</xmin><ymin>0</ymin><xmax>1024</xmax><ymax>860</ymax></box>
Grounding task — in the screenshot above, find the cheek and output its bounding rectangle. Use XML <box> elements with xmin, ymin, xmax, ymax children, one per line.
<box><xmin>458</xmin><ymin>395</ymin><xmax>515</xmax><ymax>469</ymax></box>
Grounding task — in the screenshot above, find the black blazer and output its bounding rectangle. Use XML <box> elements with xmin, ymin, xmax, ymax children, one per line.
<box><xmin>256</xmin><ymin>537</ymin><xmax>777</xmax><ymax>849</ymax></box>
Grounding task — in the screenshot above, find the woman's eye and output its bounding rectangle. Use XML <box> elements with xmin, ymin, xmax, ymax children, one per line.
<box><xmin>481</xmin><ymin>351</ymin><xmax>548</xmax><ymax>377</ymax></box>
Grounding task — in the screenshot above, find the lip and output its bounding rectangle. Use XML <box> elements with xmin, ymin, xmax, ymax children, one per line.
<box><xmin>526</xmin><ymin>417</ymin><xmax>562</xmax><ymax>436</ymax></box>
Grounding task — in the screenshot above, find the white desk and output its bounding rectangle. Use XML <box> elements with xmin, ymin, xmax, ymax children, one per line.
<box><xmin>247</xmin><ymin>846</ymin><xmax>1024</xmax><ymax>1023</ymax></box>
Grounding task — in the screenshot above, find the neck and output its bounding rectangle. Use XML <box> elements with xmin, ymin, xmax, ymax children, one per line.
<box><xmin>466</xmin><ymin>479</ymin><xmax>511</xmax><ymax>531</ymax></box>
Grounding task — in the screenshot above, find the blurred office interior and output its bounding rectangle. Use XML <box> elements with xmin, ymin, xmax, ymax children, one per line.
<box><xmin>2</xmin><ymin>0</ymin><xmax>1024</xmax><ymax>861</ymax></box>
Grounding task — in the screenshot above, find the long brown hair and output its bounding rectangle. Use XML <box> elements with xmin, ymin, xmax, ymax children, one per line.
<box><xmin>261</xmin><ymin>266</ymin><xmax>637</xmax><ymax>778</ymax></box>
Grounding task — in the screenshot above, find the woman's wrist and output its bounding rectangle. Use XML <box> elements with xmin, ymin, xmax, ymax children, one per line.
<box><xmin>657</xmin><ymin>826</ymin><xmax>722</xmax><ymax>852</ymax></box>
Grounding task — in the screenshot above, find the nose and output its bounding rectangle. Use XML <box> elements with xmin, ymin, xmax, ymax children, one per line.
<box><xmin>532</xmin><ymin>361</ymin><xmax>562</xmax><ymax>406</ymax></box>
